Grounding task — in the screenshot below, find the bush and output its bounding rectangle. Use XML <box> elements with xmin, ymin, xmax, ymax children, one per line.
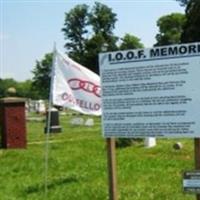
<box><xmin>116</xmin><ymin>138</ymin><xmax>143</xmax><ymax>148</ymax></box>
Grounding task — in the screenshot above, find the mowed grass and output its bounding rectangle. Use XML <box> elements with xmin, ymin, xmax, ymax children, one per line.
<box><xmin>0</xmin><ymin>113</ymin><xmax>196</xmax><ymax>200</ymax></box>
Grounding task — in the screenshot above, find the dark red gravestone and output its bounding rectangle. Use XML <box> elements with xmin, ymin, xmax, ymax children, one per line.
<box><xmin>0</xmin><ymin>97</ymin><xmax>27</xmax><ymax>148</ymax></box>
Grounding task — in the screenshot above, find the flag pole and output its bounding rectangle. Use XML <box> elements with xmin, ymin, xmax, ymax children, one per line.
<box><xmin>44</xmin><ymin>42</ymin><xmax>56</xmax><ymax>198</ymax></box>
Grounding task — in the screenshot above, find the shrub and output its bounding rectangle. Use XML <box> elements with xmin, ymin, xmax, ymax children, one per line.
<box><xmin>116</xmin><ymin>138</ymin><xmax>143</xmax><ymax>148</ymax></box>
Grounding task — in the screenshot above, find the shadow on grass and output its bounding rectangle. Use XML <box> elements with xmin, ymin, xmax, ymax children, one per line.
<box><xmin>25</xmin><ymin>176</ymin><xmax>78</xmax><ymax>194</ymax></box>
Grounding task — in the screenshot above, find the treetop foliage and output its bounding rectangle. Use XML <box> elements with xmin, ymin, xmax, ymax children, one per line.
<box><xmin>181</xmin><ymin>0</ymin><xmax>200</xmax><ymax>42</ymax></box>
<box><xmin>176</xmin><ymin>0</ymin><xmax>190</xmax><ymax>6</ymax></box>
<box><xmin>155</xmin><ymin>13</ymin><xmax>186</xmax><ymax>46</ymax></box>
<box><xmin>62</xmin><ymin>4</ymin><xmax>89</xmax><ymax>59</ymax></box>
<box><xmin>89</xmin><ymin>2</ymin><xmax>117</xmax><ymax>36</ymax></box>
<box><xmin>120</xmin><ymin>34</ymin><xmax>144</xmax><ymax>50</ymax></box>
<box><xmin>32</xmin><ymin>53</ymin><xmax>53</xmax><ymax>99</ymax></box>
<box><xmin>62</xmin><ymin>2</ymin><xmax>119</xmax><ymax>74</ymax></box>
<box><xmin>0</xmin><ymin>78</ymin><xmax>37</xmax><ymax>99</ymax></box>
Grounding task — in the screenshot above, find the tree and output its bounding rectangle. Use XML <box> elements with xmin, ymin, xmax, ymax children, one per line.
<box><xmin>180</xmin><ymin>0</ymin><xmax>200</xmax><ymax>42</ymax></box>
<box><xmin>32</xmin><ymin>53</ymin><xmax>53</xmax><ymax>99</ymax></box>
<box><xmin>0</xmin><ymin>78</ymin><xmax>37</xmax><ymax>99</ymax></box>
<box><xmin>62</xmin><ymin>2</ymin><xmax>118</xmax><ymax>74</ymax></box>
<box><xmin>85</xmin><ymin>2</ymin><xmax>118</xmax><ymax>73</ymax></box>
<box><xmin>83</xmin><ymin>33</ymin><xmax>107</xmax><ymax>74</ymax></box>
<box><xmin>119</xmin><ymin>33</ymin><xmax>144</xmax><ymax>50</ymax></box>
<box><xmin>62</xmin><ymin>4</ymin><xmax>89</xmax><ymax>64</ymax></box>
<box><xmin>89</xmin><ymin>2</ymin><xmax>117</xmax><ymax>45</ymax></box>
<box><xmin>0</xmin><ymin>78</ymin><xmax>17</xmax><ymax>98</ymax></box>
<box><xmin>176</xmin><ymin>0</ymin><xmax>190</xmax><ymax>6</ymax></box>
<box><xmin>154</xmin><ymin>13</ymin><xmax>186</xmax><ymax>46</ymax></box>
<box><xmin>16</xmin><ymin>80</ymin><xmax>38</xmax><ymax>99</ymax></box>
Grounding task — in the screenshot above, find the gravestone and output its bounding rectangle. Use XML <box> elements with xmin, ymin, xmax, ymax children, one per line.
<box><xmin>85</xmin><ymin>118</ymin><xmax>94</xmax><ymax>126</ymax></box>
<box><xmin>70</xmin><ymin>117</ymin><xmax>84</xmax><ymax>125</ymax></box>
<box><xmin>173</xmin><ymin>142</ymin><xmax>183</xmax><ymax>150</ymax></box>
<box><xmin>144</xmin><ymin>137</ymin><xmax>156</xmax><ymax>148</ymax></box>
<box><xmin>44</xmin><ymin>108</ymin><xmax>62</xmax><ymax>133</ymax></box>
<box><xmin>36</xmin><ymin>100</ymin><xmax>46</xmax><ymax>113</ymax></box>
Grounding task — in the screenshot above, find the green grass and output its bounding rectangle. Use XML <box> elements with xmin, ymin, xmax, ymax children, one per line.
<box><xmin>0</xmin><ymin>114</ymin><xmax>197</xmax><ymax>199</ymax></box>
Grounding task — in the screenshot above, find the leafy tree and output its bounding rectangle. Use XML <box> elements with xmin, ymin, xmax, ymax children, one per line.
<box><xmin>154</xmin><ymin>13</ymin><xmax>186</xmax><ymax>46</ymax></box>
<box><xmin>62</xmin><ymin>4</ymin><xmax>89</xmax><ymax>64</ymax></box>
<box><xmin>0</xmin><ymin>79</ymin><xmax>4</xmax><ymax>97</ymax></box>
<box><xmin>89</xmin><ymin>2</ymin><xmax>117</xmax><ymax>35</ymax></box>
<box><xmin>181</xmin><ymin>0</ymin><xmax>200</xmax><ymax>42</ymax></box>
<box><xmin>32</xmin><ymin>53</ymin><xmax>53</xmax><ymax>99</ymax></box>
<box><xmin>119</xmin><ymin>33</ymin><xmax>144</xmax><ymax>50</ymax></box>
<box><xmin>85</xmin><ymin>2</ymin><xmax>118</xmax><ymax>73</ymax></box>
<box><xmin>62</xmin><ymin>2</ymin><xmax>118</xmax><ymax>73</ymax></box>
<box><xmin>0</xmin><ymin>78</ymin><xmax>37</xmax><ymax>99</ymax></box>
<box><xmin>16</xmin><ymin>80</ymin><xmax>38</xmax><ymax>99</ymax></box>
<box><xmin>176</xmin><ymin>0</ymin><xmax>190</xmax><ymax>6</ymax></box>
<box><xmin>84</xmin><ymin>33</ymin><xmax>107</xmax><ymax>74</ymax></box>
<box><xmin>0</xmin><ymin>78</ymin><xmax>17</xmax><ymax>98</ymax></box>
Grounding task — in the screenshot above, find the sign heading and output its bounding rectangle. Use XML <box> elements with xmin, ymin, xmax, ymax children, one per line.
<box><xmin>100</xmin><ymin>43</ymin><xmax>200</xmax><ymax>65</ymax></box>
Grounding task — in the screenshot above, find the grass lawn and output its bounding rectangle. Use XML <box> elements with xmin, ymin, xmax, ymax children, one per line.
<box><xmin>0</xmin><ymin>113</ymin><xmax>197</xmax><ymax>200</ymax></box>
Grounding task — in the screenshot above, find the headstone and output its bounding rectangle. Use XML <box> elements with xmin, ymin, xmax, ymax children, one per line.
<box><xmin>44</xmin><ymin>108</ymin><xmax>62</xmax><ymax>133</ymax></box>
<box><xmin>85</xmin><ymin>118</ymin><xmax>94</xmax><ymax>126</ymax></box>
<box><xmin>70</xmin><ymin>117</ymin><xmax>84</xmax><ymax>125</ymax></box>
<box><xmin>144</xmin><ymin>137</ymin><xmax>156</xmax><ymax>148</ymax></box>
<box><xmin>60</xmin><ymin>112</ymin><xmax>66</xmax><ymax>116</ymax></box>
<box><xmin>36</xmin><ymin>100</ymin><xmax>46</xmax><ymax>113</ymax></box>
<box><xmin>173</xmin><ymin>142</ymin><xmax>183</xmax><ymax>150</ymax></box>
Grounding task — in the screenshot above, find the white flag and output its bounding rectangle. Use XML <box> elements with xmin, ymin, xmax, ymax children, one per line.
<box><xmin>51</xmin><ymin>49</ymin><xmax>101</xmax><ymax>116</ymax></box>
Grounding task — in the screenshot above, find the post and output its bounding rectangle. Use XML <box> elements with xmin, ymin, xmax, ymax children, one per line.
<box><xmin>194</xmin><ymin>138</ymin><xmax>200</xmax><ymax>200</ymax></box>
<box><xmin>106</xmin><ymin>138</ymin><xmax>117</xmax><ymax>200</ymax></box>
<box><xmin>0</xmin><ymin>97</ymin><xmax>26</xmax><ymax>148</ymax></box>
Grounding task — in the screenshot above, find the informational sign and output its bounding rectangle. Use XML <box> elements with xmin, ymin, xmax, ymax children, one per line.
<box><xmin>99</xmin><ymin>43</ymin><xmax>200</xmax><ymax>138</ymax></box>
<box><xmin>183</xmin><ymin>171</ymin><xmax>200</xmax><ymax>194</ymax></box>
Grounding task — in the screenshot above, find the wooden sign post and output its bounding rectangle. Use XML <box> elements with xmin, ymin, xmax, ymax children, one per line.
<box><xmin>107</xmin><ymin>138</ymin><xmax>117</xmax><ymax>200</ymax></box>
<box><xmin>195</xmin><ymin>138</ymin><xmax>200</xmax><ymax>200</ymax></box>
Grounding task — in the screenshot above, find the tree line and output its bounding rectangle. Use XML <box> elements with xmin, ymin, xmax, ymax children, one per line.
<box><xmin>1</xmin><ymin>0</ymin><xmax>199</xmax><ymax>99</ymax></box>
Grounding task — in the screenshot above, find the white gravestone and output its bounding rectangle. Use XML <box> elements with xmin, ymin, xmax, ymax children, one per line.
<box><xmin>144</xmin><ymin>137</ymin><xmax>156</xmax><ymax>148</ymax></box>
<box><xmin>70</xmin><ymin>117</ymin><xmax>84</xmax><ymax>125</ymax></box>
<box><xmin>36</xmin><ymin>100</ymin><xmax>46</xmax><ymax>113</ymax></box>
<box><xmin>85</xmin><ymin>118</ymin><xmax>94</xmax><ymax>127</ymax></box>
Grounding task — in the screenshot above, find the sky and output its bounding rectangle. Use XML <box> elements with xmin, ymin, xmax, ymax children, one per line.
<box><xmin>0</xmin><ymin>0</ymin><xmax>185</xmax><ymax>81</ymax></box>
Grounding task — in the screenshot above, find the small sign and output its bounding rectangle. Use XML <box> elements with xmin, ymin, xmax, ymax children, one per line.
<box><xmin>183</xmin><ymin>171</ymin><xmax>200</xmax><ymax>193</ymax></box>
